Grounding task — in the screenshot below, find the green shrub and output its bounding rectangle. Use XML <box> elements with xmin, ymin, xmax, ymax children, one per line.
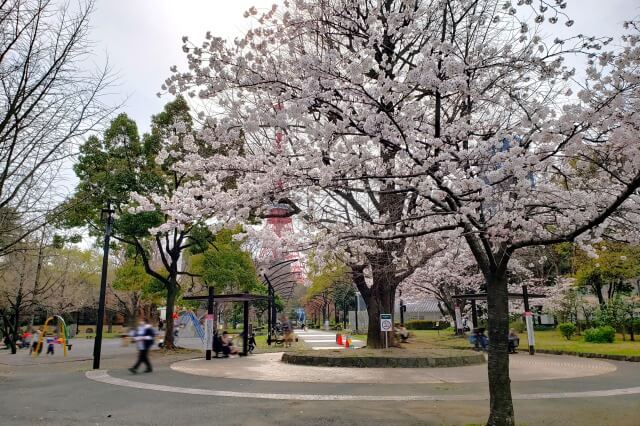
<box><xmin>509</xmin><ymin>321</ymin><xmax>525</xmax><ymax>334</ymax></box>
<box><xmin>405</xmin><ymin>320</ymin><xmax>449</xmax><ymax>330</ymax></box>
<box><xmin>534</xmin><ymin>324</ymin><xmax>556</xmax><ymax>331</ymax></box>
<box><xmin>558</xmin><ymin>323</ymin><xmax>577</xmax><ymax>340</ymax></box>
<box><xmin>584</xmin><ymin>326</ymin><xmax>615</xmax><ymax>343</ymax></box>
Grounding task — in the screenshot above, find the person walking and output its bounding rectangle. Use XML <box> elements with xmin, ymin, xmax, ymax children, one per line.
<box><xmin>46</xmin><ymin>337</ymin><xmax>55</xmax><ymax>355</ymax></box>
<box><xmin>30</xmin><ymin>329</ymin><xmax>41</xmax><ymax>355</ymax></box>
<box><xmin>129</xmin><ymin>318</ymin><xmax>156</xmax><ymax>374</ymax></box>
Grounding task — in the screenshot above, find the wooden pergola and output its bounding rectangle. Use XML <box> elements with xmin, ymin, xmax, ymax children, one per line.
<box><xmin>451</xmin><ymin>285</ymin><xmax>546</xmax><ymax>354</ymax></box>
<box><xmin>451</xmin><ymin>288</ymin><xmax>546</xmax><ymax>329</ymax></box>
<box><xmin>182</xmin><ymin>292</ymin><xmax>269</xmax><ymax>358</ymax></box>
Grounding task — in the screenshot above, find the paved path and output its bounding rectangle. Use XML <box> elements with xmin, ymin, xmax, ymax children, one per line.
<box><xmin>169</xmin><ymin>352</ymin><xmax>617</xmax><ymax>384</ymax></box>
<box><xmin>296</xmin><ymin>329</ymin><xmax>364</xmax><ymax>350</ymax></box>
<box><xmin>86</xmin><ymin>369</ymin><xmax>640</xmax><ymax>401</ymax></box>
<box><xmin>2</xmin><ymin>351</ymin><xmax>640</xmax><ymax>425</ymax></box>
<box><xmin>0</xmin><ymin>337</ymin><xmax>205</xmax><ymax>366</ymax></box>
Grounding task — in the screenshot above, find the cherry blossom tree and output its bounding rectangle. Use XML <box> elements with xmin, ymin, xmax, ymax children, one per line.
<box><xmin>155</xmin><ymin>2</ymin><xmax>640</xmax><ymax>424</ymax></box>
<box><xmin>400</xmin><ymin>242</ymin><xmax>483</xmax><ymax>320</ymax></box>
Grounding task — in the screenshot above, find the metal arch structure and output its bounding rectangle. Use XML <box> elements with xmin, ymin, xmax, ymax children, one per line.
<box><xmin>305</xmin><ymin>298</ymin><xmax>326</xmax><ymax>327</ymax></box>
<box><xmin>262</xmin><ymin>259</ymin><xmax>300</xmax><ymax>345</ymax></box>
<box><xmin>304</xmin><ymin>292</ymin><xmax>333</xmax><ymax>327</ymax></box>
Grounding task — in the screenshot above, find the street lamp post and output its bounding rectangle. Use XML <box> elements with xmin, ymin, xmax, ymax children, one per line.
<box><xmin>92</xmin><ymin>201</ymin><xmax>114</xmax><ymax>370</ymax></box>
<box><xmin>264</xmin><ymin>274</ymin><xmax>273</xmax><ymax>345</ymax></box>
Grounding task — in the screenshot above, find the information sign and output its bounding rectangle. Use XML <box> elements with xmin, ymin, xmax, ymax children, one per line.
<box><xmin>380</xmin><ymin>314</ymin><xmax>393</xmax><ymax>332</ymax></box>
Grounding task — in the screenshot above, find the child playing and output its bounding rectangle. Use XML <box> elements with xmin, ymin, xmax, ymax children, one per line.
<box><xmin>46</xmin><ymin>337</ymin><xmax>55</xmax><ymax>355</ymax></box>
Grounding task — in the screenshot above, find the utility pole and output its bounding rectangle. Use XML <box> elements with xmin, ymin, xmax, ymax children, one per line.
<box><xmin>93</xmin><ymin>201</ymin><xmax>114</xmax><ymax>370</ymax></box>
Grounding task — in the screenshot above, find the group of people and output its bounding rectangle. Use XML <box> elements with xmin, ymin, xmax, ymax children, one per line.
<box><xmin>469</xmin><ymin>327</ymin><xmax>520</xmax><ymax>353</ymax></box>
<box><xmin>2</xmin><ymin>329</ymin><xmax>59</xmax><ymax>355</ymax></box>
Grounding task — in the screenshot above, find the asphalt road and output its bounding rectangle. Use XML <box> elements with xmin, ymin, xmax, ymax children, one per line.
<box><xmin>1</xmin><ymin>343</ymin><xmax>639</xmax><ymax>425</ymax></box>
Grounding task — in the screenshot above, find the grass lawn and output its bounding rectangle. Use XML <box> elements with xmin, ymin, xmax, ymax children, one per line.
<box><xmin>395</xmin><ymin>329</ymin><xmax>640</xmax><ymax>357</ymax></box>
<box><xmin>515</xmin><ymin>330</ymin><xmax>640</xmax><ymax>356</ymax></box>
<box><xmin>253</xmin><ymin>333</ymin><xmax>308</xmax><ymax>353</ymax></box>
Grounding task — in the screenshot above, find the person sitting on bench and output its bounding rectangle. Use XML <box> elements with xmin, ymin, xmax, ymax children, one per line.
<box><xmin>508</xmin><ymin>328</ymin><xmax>519</xmax><ymax>354</ymax></box>
<box><xmin>213</xmin><ymin>331</ymin><xmax>225</xmax><ymax>357</ymax></box>
<box><xmin>394</xmin><ymin>324</ymin><xmax>409</xmax><ymax>342</ymax></box>
<box><xmin>221</xmin><ymin>331</ymin><xmax>239</xmax><ymax>356</ymax></box>
<box><xmin>470</xmin><ymin>327</ymin><xmax>488</xmax><ymax>352</ymax></box>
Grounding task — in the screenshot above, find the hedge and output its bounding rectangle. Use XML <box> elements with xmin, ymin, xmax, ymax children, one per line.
<box><xmin>405</xmin><ymin>320</ymin><xmax>450</xmax><ymax>330</ymax></box>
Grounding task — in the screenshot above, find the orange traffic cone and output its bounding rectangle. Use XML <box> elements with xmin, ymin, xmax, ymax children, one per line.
<box><xmin>336</xmin><ymin>333</ymin><xmax>342</xmax><ymax>345</ymax></box>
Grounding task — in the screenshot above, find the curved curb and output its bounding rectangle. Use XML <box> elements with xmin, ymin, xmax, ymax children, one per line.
<box><xmin>535</xmin><ymin>349</ymin><xmax>640</xmax><ymax>362</ymax></box>
<box><xmin>281</xmin><ymin>351</ymin><xmax>485</xmax><ymax>368</ymax></box>
<box><xmin>85</xmin><ymin>370</ymin><xmax>640</xmax><ymax>401</ymax></box>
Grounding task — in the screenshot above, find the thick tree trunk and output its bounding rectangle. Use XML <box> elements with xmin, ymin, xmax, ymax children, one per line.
<box><xmin>163</xmin><ymin>282</ymin><xmax>178</xmax><ymax>349</ymax></box>
<box><xmin>365</xmin><ymin>284</ymin><xmax>396</xmax><ymax>349</ymax></box>
<box><xmin>486</xmin><ymin>272</ymin><xmax>515</xmax><ymax>426</ymax></box>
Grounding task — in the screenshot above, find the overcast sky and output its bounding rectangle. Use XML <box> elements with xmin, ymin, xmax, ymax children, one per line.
<box><xmin>87</xmin><ymin>0</ymin><xmax>638</xmax><ymax>134</ymax></box>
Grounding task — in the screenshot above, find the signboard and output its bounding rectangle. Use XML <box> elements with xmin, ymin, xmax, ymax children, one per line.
<box><xmin>380</xmin><ymin>314</ymin><xmax>393</xmax><ymax>332</ymax></box>
<box><xmin>205</xmin><ymin>314</ymin><xmax>214</xmax><ymax>350</ymax></box>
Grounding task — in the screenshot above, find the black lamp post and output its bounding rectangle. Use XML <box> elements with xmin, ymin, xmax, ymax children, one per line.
<box><xmin>264</xmin><ymin>274</ymin><xmax>273</xmax><ymax>345</ymax></box>
<box><xmin>93</xmin><ymin>200</ymin><xmax>114</xmax><ymax>370</ymax></box>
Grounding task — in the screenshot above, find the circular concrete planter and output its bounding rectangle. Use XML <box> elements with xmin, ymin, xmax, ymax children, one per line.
<box><xmin>281</xmin><ymin>349</ymin><xmax>485</xmax><ymax>368</ymax></box>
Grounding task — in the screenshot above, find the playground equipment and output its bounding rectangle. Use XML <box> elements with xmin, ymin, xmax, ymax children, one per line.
<box><xmin>177</xmin><ymin>311</ymin><xmax>205</xmax><ymax>343</ymax></box>
<box><xmin>33</xmin><ymin>315</ymin><xmax>70</xmax><ymax>357</ymax></box>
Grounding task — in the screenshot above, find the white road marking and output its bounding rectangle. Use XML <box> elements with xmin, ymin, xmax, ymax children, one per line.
<box><xmin>85</xmin><ymin>370</ymin><xmax>640</xmax><ymax>401</ymax></box>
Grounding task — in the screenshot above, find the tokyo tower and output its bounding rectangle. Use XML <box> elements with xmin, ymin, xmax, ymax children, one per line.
<box><xmin>257</xmin><ymin>101</ymin><xmax>305</xmax><ymax>284</ymax></box>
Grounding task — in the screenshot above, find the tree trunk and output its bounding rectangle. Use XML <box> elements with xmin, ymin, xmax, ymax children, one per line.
<box><xmin>593</xmin><ymin>282</ymin><xmax>605</xmax><ymax>306</ymax></box>
<box><xmin>163</xmin><ymin>282</ymin><xmax>178</xmax><ymax>349</ymax></box>
<box><xmin>365</xmin><ymin>284</ymin><xmax>396</xmax><ymax>349</ymax></box>
<box><xmin>486</xmin><ymin>272</ymin><xmax>515</xmax><ymax>426</ymax></box>
<box><xmin>10</xmin><ymin>306</ymin><xmax>21</xmax><ymax>355</ymax></box>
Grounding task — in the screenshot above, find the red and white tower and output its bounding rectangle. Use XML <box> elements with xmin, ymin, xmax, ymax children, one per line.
<box><xmin>257</xmin><ymin>102</ymin><xmax>305</xmax><ymax>284</ymax></box>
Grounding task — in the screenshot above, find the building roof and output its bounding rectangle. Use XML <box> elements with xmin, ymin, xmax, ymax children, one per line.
<box><xmin>400</xmin><ymin>299</ymin><xmax>441</xmax><ymax>313</ymax></box>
